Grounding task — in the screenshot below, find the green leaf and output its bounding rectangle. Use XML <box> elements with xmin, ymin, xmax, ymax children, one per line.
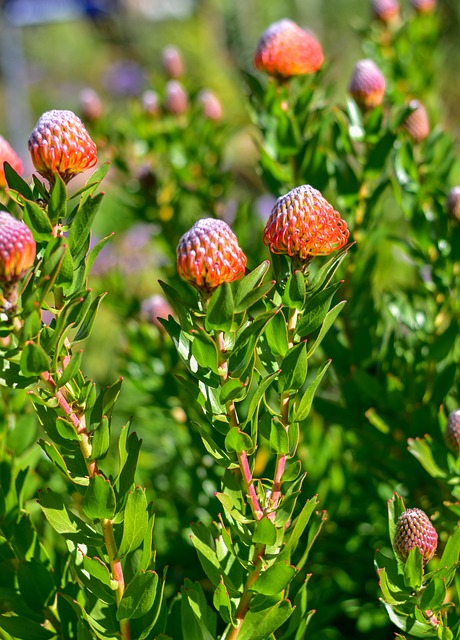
<box><xmin>307</xmin><ymin>301</ymin><xmax>346</xmax><ymax>358</ymax></box>
<box><xmin>279</xmin><ymin>494</ymin><xmax>319</xmax><ymax>563</ymax></box>
<box><xmin>228</xmin><ymin>311</ymin><xmax>276</xmax><ymax>378</ymax></box>
<box><xmin>48</xmin><ymin>173</ymin><xmax>67</xmax><ymax>221</ymax></box>
<box><xmin>294</xmin><ymin>360</ymin><xmax>331</xmax><ymax>422</ymax></box>
<box><xmin>72</xmin><ymin>292</ymin><xmax>107</xmax><ymax>343</ymax></box>
<box><xmin>82</xmin><ymin>474</ymin><xmax>116</xmax><ymax>520</ymax></box>
<box><xmin>68</xmin><ymin>192</ymin><xmax>104</xmax><ymax>256</ymax></box>
<box><xmin>380</xmin><ymin>601</ymin><xmax>438</xmax><ymax>638</ymax></box>
<box><xmin>408</xmin><ymin>436</ymin><xmax>448</xmax><ymax>479</ymax></box>
<box><xmin>20</xmin><ymin>342</ymin><xmax>49</xmax><ymax>376</ymax></box>
<box><xmin>264</xmin><ymin>310</ymin><xmax>289</xmax><ymax>357</ymax></box>
<box><xmin>90</xmin><ymin>416</ymin><xmax>110</xmax><ymax>460</ymax></box>
<box><xmin>278</xmin><ymin>342</ymin><xmax>308</xmax><ymax>394</ymax></box>
<box><xmin>233</xmin><ymin>260</ymin><xmax>272</xmax><ymax>313</ymax></box>
<box><xmin>56</xmin><ymin>350</ymin><xmax>83</xmax><ymax>388</ymax></box>
<box><xmin>180</xmin><ymin>579</ymin><xmax>217</xmax><ymax>640</ymax></box>
<box><xmin>253</xmin><ymin>517</ymin><xmax>277</xmax><ymax>546</ymax></box>
<box><xmin>205</xmin><ymin>283</ymin><xmax>234</xmax><ymax>332</ymax></box>
<box><xmin>419</xmin><ymin>578</ymin><xmax>446</xmax><ymax>613</ymax></box>
<box><xmin>225</xmin><ymin>427</ymin><xmax>254</xmax><ymax>454</ymax></box>
<box><xmin>0</xmin><ymin>615</ymin><xmax>55</xmax><ymax>640</ymax></box>
<box><xmin>22</xmin><ymin>198</ymin><xmax>53</xmax><ymax>240</ymax></box>
<box><xmin>85</xmin><ymin>232</ymin><xmax>114</xmax><ymax>278</ymax></box>
<box><xmin>190</xmin><ymin>330</ymin><xmax>219</xmax><ymax>374</ymax></box>
<box><xmin>297</xmin><ymin>281</ymin><xmax>343</xmax><ymax>336</ymax></box>
<box><xmin>38</xmin><ymin>488</ymin><xmax>103</xmax><ymax>545</ymax></box>
<box><xmin>439</xmin><ymin>527</ymin><xmax>460</xmax><ymax>569</ymax></box>
<box><xmin>117</xmin><ymin>486</ymin><xmax>149</xmax><ymax>558</ymax></box>
<box><xmin>17</xmin><ymin>559</ymin><xmax>56</xmax><ymax>611</ymax></box>
<box><xmin>213</xmin><ymin>579</ymin><xmax>235</xmax><ymax>626</ymax></box>
<box><xmin>70</xmin><ymin>161</ymin><xmax>111</xmax><ymax>202</ymax></box>
<box><xmin>116</xmin><ymin>428</ymin><xmax>142</xmax><ymax>504</ymax></box>
<box><xmin>117</xmin><ymin>571</ymin><xmax>159</xmax><ymax>621</ymax></box>
<box><xmin>269</xmin><ymin>418</ymin><xmax>289</xmax><ymax>455</ymax></box>
<box><xmin>4</xmin><ymin>161</ymin><xmax>33</xmax><ymax>199</ymax></box>
<box><xmin>219</xmin><ymin>377</ymin><xmax>249</xmax><ymax>404</ymax></box>
<box><xmin>403</xmin><ymin>547</ymin><xmax>423</xmax><ymax>591</ymax></box>
<box><xmin>251</xmin><ymin>561</ymin><xmax>297</xmax><ymax>596</ymax></box>
<box><xmin>82</xmin><ymin>555</ymin><xmax>118</xmax><ymax>590</ymax></box>
<box><xmin>238</xmin><ymin>599</ymin><xmax>294</xmax><ymax>640</ymax></box>
<box><xmin>282</xmin><ymin>271</ymin><xmax>306</xmax><ymax>310</ymax></box>
<box><xmin>190</xmin><ymin>522</ymin><xmax>239</xmax><ymax>596</ymax></box>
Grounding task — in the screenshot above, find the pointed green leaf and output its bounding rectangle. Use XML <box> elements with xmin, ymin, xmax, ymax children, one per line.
<box><xmin>56</xmin><ymin>350</ymin><xmax>83</xmax><ymax>388</ymax></box>
<box><xmin>82</xmin><ymin>554</ymin><xmax>117</xmax><ymax>589</ymax></box>
<box><xmin>0</xmin><ymin>615</ymin><xmax>54</xmax><ymax>640</ymax></box>
<box><xmin>403</xmin><ymin>547</ymin><xmax>423</xmax><ymax>590</ymax></box>
<box><xmin>225</xmin><ymin>427</ymin><xmax>254</xmax><ymax>454</ymax></box>
<box><xmin>47</xmin><ymin>173</ymin><xmax>67</xmax><ymax>221</ymax></box>
<box><xmin>253</xmin><ymin>517</ymin><xmax>277</xmax><ymax>546</ymax></box>
<box><xmin>213</xmin><ymin>579</ymin><xmax>235</xmax><ymax>626</ymax></box>
<box><xmin>282</xmin><ymin>271</ymin><xmax>306</xmax><ymax>310</ymax></box>
<box><xmin>117</xmin><ymin>571</ymin><xmax>159</xmax><ymax>620</ymax></box>
<box><xmin>117</xmin><ymin>486</ymin><xmax>149</xmax><ymax>558</ymax></box>
<box><xmin>307</xmin><ymin>301</ymin><xmax>346</xmax><ymax>358</ymax></box>
<box><xmin>20</xmin><ymin>342</ymin><xmax>49</xmax><ymax>376</ymax></box>
<box><xmin>22</xmin><ymin>198</ymin><xmax>53</xmax><ymax>240</ymax></box>
<box><xmin>265</xmin><ymin>310</ymin><xmax>289</xmax><ymax>357</ymax></box>
<box><xmin>82</xmin><ymin>474</ymin><xmax>116</xmax><ymax>520</ymax></box>
<box><xmin>4</xmin><ymin>161</ymin><xmax>34</xmax><ymax>199</ymax></box>
<box><xmin>90</xmin><ymin>416</ymin><xmax>110</xmax><ymax>460</ymax></box>
<box><xmin>269</xmin><ymin>418</ymin><xmax>289</xmax><ymax>455</ymax></box>
<box><xmin>238</xmin><ymin>599</ymin><xmax>294</xmax><ymax>640</ymax></box>
<box><xmin>294</xmin><ymin>360</ymin><xmax>331</xmax><ymax>422</ymax></box>
<box><xmin>251</xmin><ymin>561</ymin><xmax>297</xmax><ymax>596</ymax></box>
<box><xmin>278</xmin><ymin>341</ymin><xmax>308</xmax><ymax>394</ymax></box>
<box><xmin>297</xmin><ymin>281</ymin><xmax>343</xmax><ymax>336</ymax></box>
<box><xmin>205</xmin><ymin>283</ymin><xmax>234</xmax><ymax>332</ymax></box>
<box><xmin>72</xmin><ymin>292</ymin><xmax>107</xmax><ymax>343</ymax></box>
<box><xmin>419</xmin><ymin>578</ymin><xmax>446</xmax><ymax>613</ymax></box>
<box><xmin>17</xmin><ymin>559</ymin><xmax>56</xmax><ymax>611</ymax></box>
<box><xmin>180</xmin><ymin>579</ymin><xmax>217</xmax><ymax>640</ymax></box>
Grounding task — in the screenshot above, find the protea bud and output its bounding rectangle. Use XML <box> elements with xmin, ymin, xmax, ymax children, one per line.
<box><xmin>348</xmin><ymin>59</ymin><xmax>386</xmax><ymax>110</ymax></box>
<box><xmin>177</xmin><ymin>218</ymin><xmax>247</xmax><ymax>294</ymax></box>
<box><xmin>254</xmin><ymin>19</ymin><xmax>324</xmax><ymax>79</ymax></box>
<box><xmin>165</xmin><ymin>81</ymin><xmax>189</xmax><ymax>115</ymax></box>
<box><xmin>446</xmin><ymin>187</ymin><xmax>460</xmax><ymax>222</ymax></box>
<box><xmin>445</xmin><ymin>409</ymin><xmax>460</xmax><ymax>455</ymax></box>
<box><xmin>402</xmin><ymin>100</ymin><xmax>430</xmax><ymax>143</ymax></box>
<box><xmin>198</xmin><ymin>89</ymin><xmax>223</xmax><ymax>121</ymax></box>
<box><xmin>79</xmin><ymin>88</ymin><xmax>103</xmax><ymax>122</ymax></box>
<box><xmin>161</xmin><ymin>45</ymin><xmax>184</xmax><ymax>79</ymax></box>
<box><xmin>28</xmin><ymin>109</ymin><xmax>98</xmax><ymax>185</ymax></box>
<box><xmin>0</xmin><ymin>136</ymin><xmax>24</xmax><ymax>188</ymax></box>
<box><xmin>141</xmin><ymin>90</ymin><xmax>160</xmax><ymax>117</ymax></box>
<box><xmin>393</xmin><ymin>508</ymin><xmax>438</xmax><ymax>565</ymax></box>
<box><xmin>370</xmin><ymin>0</ymin><xmax>400</xmax><ymax>23</ymax></box>
<box><xmin>140</xmin><ymin>294</ymin><xmax>173</xmax><ymax>330</ymax></box>
<box><xmin>411</xmin><ymin>0</ymin><xmax>436</xmax><ymax>14</ymax></box>
<box><xmin>263</xmin><ymin>185</ymin><xmax>349</xmax><ymax>267</ymax></box>
<box><xmin>0</xmin><ymin>211</ymin><xmax>36</xmax><ymax>291</ymax></box>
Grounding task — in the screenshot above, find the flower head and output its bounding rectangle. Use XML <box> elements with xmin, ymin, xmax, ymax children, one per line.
<box><xmin>263</xmin><ymin>185</ymin><xmax>349</xmax><ymax>264</ymax></box>
<box><xmin>447</xmin><ymin>187</ymin><xmax>460</xmax><ymax>222</ymax></box>
<box><xmin>348</xmin><ymin>59</ymin><xmax>386</xmax><ymax>110</ymax></box>
<box><xmin>393</xmin><ymin>508</ymin><xmax>437</xmax><ymax>565</ymax></box>
<box><xmin>161</xmin><ymin>45</ymin><xmax>184</xmax><ymax>79</ymax></box>
<box><xmin>402</xmin><ymin>100</ymin><xmax>430</xmax><ymax>143</ymax></box>
<box><xmin>254</xmin><ymin>19</ymin><xmax>324</xmax><ymax>79</ymax></box>
<box><xmin>177</xmin><ymin>218</ymin><xmax>247</xmax><ymax>293</ymax></box>
<box><xmin>165</xmin><ymin>81</ymin><xmax>189</xmax><ymax>115</ymax></box>
<box><xmin>28</xmin><ymin>109</ymin><xmax>98</xmax><ymax>184</ymax></box>
<box><xmin>0</xmin><ymin>136</ymin><xmax>24</xmax><ymax>188</ymax></box>
<box><xmin>445</xmin><ymin>409</ymin><xmax>460</xmax><ymax>455</ymax></box>
<box><xmin>0</xmin><ymin>211</ymin><xmax>36</xmax><ymax>285</ymax></box>
<box><xmin>411</xmin><ymin>0</ymin><xmax>436</xmax><ymax>13</ymax></box>
<box><xmin>370</xmin><ymin>0</ymin><xmax>400</xmax><ymax>22</ymax></box>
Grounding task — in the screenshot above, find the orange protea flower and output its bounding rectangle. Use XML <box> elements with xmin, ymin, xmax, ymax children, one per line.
<box><xmin>263</xmin><ymin>185</ymin><xmax>349</xmax><ymax>267</ymax></box>
<box><xmin>177</xmin><ymin>218</ymin><xmax>247</xmax><ymax>294</ymax></box>
<box><xmin>28</xmin><ymin>109</ymin><xmax>98</xmax><ymax>185</ymax></box>
<box><xmin>0</xmin><ymin>211</ymin><xmax>36</xmax><ymax>285</ymax></box>
<box><xmin>348</xmin><ymin>59</ymin><xmax>386</xmax><ymax>110</ymax></box>
<box><xmin>0</xmin><ymin>136</ymin><xmax>24</xmax><ymax>188</ymax></box>
<box><xmin>254</xmin><ymin>19</ymin><xmax>324</xmax><ymax>79</ymax></box>
<box><xmin>393</xmin><ymin>508</ymin><xmax>437</xmax><ymax>565</ymax></box>
<box><xmin>402</xmin><ymin>100</ymin><xmax>430</xmax><ymax>143</ymax></box>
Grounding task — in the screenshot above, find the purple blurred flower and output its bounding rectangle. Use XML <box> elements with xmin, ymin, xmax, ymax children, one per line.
<box><xmin>104</xmin><ymin>60</ymin><xmax>146</xmax><ymax>96</ymax></box>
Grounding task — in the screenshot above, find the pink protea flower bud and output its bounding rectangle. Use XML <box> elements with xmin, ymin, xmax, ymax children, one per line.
<box><xmin>28</xmin><ymin>109</ymin><xmax>98</xmax><ymax>185</ymax></box>
<box><xmin>177</xmin><ymin>218</ymin><xmax>247</xmax><ymax>294</ymax></box>
<box><xmin>79</xmin><ymin>88</ymin><xmax>103</xmax><ymax>122</ymax></box>
<box><xmin>165</xmin><ymin>81</ymin><xmax>189</xmax><ymax>115</ymax></box>
<box><xmin>370</xmin><ymin>0</ymin><xmax>400</xmax><ymax>22</ymax></box>
<box><xmin>445</xmin><ymin>409</ymin><xmax>460</xmax><ymax>455</ymax></box>
<box><xmin>446</xmin><ymin>187</ymin><xmax>460</xmax><ymax>222</ymax></box>
<box><xmin>348</xmin><ymin>59</ymin><xmax>386</xmax><ymax>110</ymax></box>
<box><xmin>254</xmin><ymin>19</ymin><xmax>324</xmax><ymax>79</ymax></box>
<box><xmin>161</xmin><ymin>45</ymin><xmax>184</xmax><ymax>79</ymax></box>
<box><xmin>140</xmin><ymin>294</ymin><xmax>173</xmax><ymax>330</ymax></box>
<box><xmin>0</xmin><ymin>136</ymin><xmax>24</xmax><ymax>188</ymax></box>
<box><xmin>393</xmin><ymin>508</ymin><xmax>438</xmax><ymax>565</ymax></box>
<box><xmin>198</xmin><ymin>89</ymin><xmax>223</xmax><ymax>121</ymax></box>
<box><xmin>402</xmin><ymin>100</ymin><xmax>430</xmax><ymax>143</ymax></box>
<box><xmin>0</xmin><ymin>211</ymin><xmax>36</xmax><ymax>286</ymax></box>
<box><xmin>263</xmin><ymin>185</ymin><xmax>349</xmax><ymax>267</ymax></box>
<box><xmin>141</xmin><ymin>90</ymin><xmax>160</xmax><ymax>117</ymax></box>
<box><xmin>411</xmin><ymin>0</ymin><xmax>436</xmax><ymax>14</ymax></box>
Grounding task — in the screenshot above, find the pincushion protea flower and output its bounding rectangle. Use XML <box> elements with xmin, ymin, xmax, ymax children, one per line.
<box><xmin>402</xmin><ymin>100</ymin><xmax>430</xmax><ymax>143</ymax></box>
<box><xmin>411</xmin><ymin>0</ymin><xmax>436</xmax><ymax>13</ymax></box>
<box><xmin>28</xmin><ymin>109</ymin><xmax>98</xmax><ymax>185</ymax></box>
<box><xmin>447</xmin><ymin>187</ymin><xmax>460</xmax><ymax>222</ymax></box>
<box><xmin>393</xmin><ymin>508</ymin><xmax>437</xmax><ymax>565</ymax></box>
<box><xmin>0</xmin><ymin>211</ymin><xmax>36</xmax><ymax>286</ymax></box>
<box><xmin>445</xmin><ymin>409</ymin><xmax>460</xmax><ymax>455</ymax></box>
<box><xmin>370</xmin><ymin>0</ymin><xmax>400</xmax><ymax>22</ymax></box>
<box><xmin>254</xmin><ymin>19</ymin><xmax>324</xmax><ymax>79</ymax></box>
<box><xmin>177</xmin><ymin>218</ymin><xmax>247</xmax><ymax>294</ymax></box>
<box><xmin>263</xmin><ymin>185</ymin><xmax>349</xmax><ymax>268</ymax></box>
<box><xmin>0</xmin><ymin>136</ymin><xmax>24</xmax><ymax>188</ymax></box>
<box><xmin>348</xmin><ymin>59</ymin><xmax>386</xmax><ymax>110</ymax></box>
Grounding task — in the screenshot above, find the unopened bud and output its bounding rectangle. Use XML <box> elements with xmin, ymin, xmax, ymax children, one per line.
<box><xmin>393</xmin><ymin>508</ymin><xmax>437</xmax><ymax>565</ymax></box>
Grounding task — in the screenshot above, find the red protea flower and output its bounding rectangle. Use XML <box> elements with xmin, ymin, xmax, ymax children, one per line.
<box><xmin>447</xmin><ymin>187</ymin><xmax>460</xmax><ymax>222</ymax></box>
<box><xmin>0</xmin><ymin>136</ymin><xmax>24</xmax><ymax>188</ymax></box>
<box><xmin>411</xmin><ymin>0</ymin><xmax>436</xmax><ymax>13</ymax></box>
<box><xmin>28</xmin><ymin>109</ymin><xmax>98</xmax><ymax>185</ymax></box>
<box><xmin>177</xmin><ymin>218</ymin><xmax>247</xmax><ymax>294</ymax></box>
<box><xmin>393</xmin><ymin>508</ymin><xmax>438</xmax><ymax>565</ymax></box>
<box><xmin>263</xmin><ymin>185</ymin><xmax>349</xmax><ymax>267</ymax></box>
<box><xmin>348</xmin><ymin>59</ymin><xmax>386</xmax><ymax>110</ymax></box>
<box><xmin>254</xmin><ymin>19</ymin><xmax>324</xmax><ymax>79</ymax></box>
<box><xmin>0</xmin><ymin>211</ymin><xmax>36</xmax><ymax>286</ymax></box>
<box><xmin>402</xmin><ymin>100</ymin><xmax>430</xmax><ymax>143</ymax></box>
<box><xmin>370</xmin><ymin>0</ymin><xmax>400</xmax><ymax>22</ymax></box>
<box><xmin>161</xmin><ymin>45</ymin><xmax>184</xmax><ymax>79</ymax></box>
<box><xmin>445</xmin><ymin>409</ymin><xmax>460</xmax><ymax>455</ymax></box>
